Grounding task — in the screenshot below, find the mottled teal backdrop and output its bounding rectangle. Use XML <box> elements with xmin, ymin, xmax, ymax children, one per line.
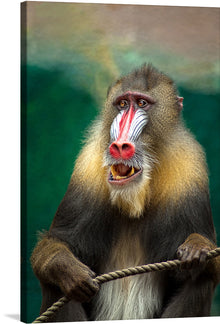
<box><xmin>21</xmin><ymin>2</ymin><xmax>220</xmax><ymax>322</ymax></box>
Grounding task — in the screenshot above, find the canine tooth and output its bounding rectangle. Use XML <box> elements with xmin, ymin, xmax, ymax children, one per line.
<box><xmin>110</xmin><ymin>165</ymin><xmax>117</xmax><ymax>177</ymax></box>
<box><xmin>128</xmin><ymin>167</ymin><xmax>135</xmax><ymax>177</ymax></box>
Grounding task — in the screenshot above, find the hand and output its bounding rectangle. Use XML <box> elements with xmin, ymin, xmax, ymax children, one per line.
<box><xmin>44</xmin><ymin>251</ymin><xmax>100</xmax><ymax>302</ymax></box>
<box><xmin>176</xmin><ymin>233</ymin><xmax>214</xmax><ymax>270</ymax></box>
<box><xmin>31</xmin><ymin>236</ymin><xmax>100</xmax><ymax>302</ymax></box>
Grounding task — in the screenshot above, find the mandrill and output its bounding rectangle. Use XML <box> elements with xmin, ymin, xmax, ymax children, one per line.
<box><xmin>31</xmin><ymin>64</ymin><xmax>220</xmax><ymax>321</ymax></box>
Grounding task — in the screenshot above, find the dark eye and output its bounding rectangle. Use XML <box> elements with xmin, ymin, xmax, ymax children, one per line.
<box><xmin>137</xmin><ymin>99</ymin><xmax>148</xmax><ymax>108</ymax></box>
<box><xmin>118</xmin><ymin>100</ymin><xmax>128</xmax><ymax>109</ymax></box>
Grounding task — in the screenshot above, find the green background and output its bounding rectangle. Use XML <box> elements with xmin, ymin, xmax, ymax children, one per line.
<box><xmin>21</xmin><ymin>2</ymin><xmax>220</xmax><ymax>322</ymax></box>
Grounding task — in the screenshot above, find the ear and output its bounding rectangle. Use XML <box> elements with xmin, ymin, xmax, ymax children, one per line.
<box><xmin>177</xmin><ymin>96</ymin><xmax>184</xmax><ymax>110</ymax></box>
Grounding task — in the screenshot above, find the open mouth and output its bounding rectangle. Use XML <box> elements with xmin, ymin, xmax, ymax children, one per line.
<box><xmin>108</xmin><ymin>163</ymin><xmax>142</xmax><ymax>185</ymax></box>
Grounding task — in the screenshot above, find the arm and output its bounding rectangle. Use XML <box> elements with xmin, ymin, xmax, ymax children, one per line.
<box><xmin>31</xmin><ymin>234</ymin><xmax>99</xmax><ymax>303</ymax></box>
<box><xmin>161</xmin><ymin>233</ymin><xmax>220</xmax><ymax>318</ymax></box>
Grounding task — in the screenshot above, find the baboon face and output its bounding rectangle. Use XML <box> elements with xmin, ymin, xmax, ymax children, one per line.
<box><xmin>105</xmin><ymin>89</ymin><xmax>154</xmax><ymax>187</ymax></box>
<box><xmin>103</xmin><ymin>65</ymin><xmax>181</xmax><ymax>190</ymax></box>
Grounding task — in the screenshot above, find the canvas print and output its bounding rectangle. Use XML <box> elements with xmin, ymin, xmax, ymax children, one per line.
<box><xmin>21</xmin><ymin>1</ymin><xmax>220</xmax><ymax>323</ymax></box>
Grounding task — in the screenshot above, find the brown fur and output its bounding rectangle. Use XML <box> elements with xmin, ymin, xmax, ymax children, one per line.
<box><xmin>31</xmin><ymin>236</ymin><xmax>99</xmax><ymax>302</ymax></box>
<box><xmin>72</xmin><ymin>120</ymin><xmax>110</xmax><ymax>201</ymax></box>
<box><xmin>150</xmin><ymin>130</ymin><xmax>208</xmax><ymax>206</ymax></box>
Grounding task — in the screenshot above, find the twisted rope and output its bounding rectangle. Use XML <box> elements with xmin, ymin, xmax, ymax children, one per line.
<box><xmin>32</xmin><ymin>247</ymin><xmax>220</xmax><ymax>323</ymax></box>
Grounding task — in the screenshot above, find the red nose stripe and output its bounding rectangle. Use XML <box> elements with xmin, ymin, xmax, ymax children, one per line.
<box><xmin>109</xmin><ymin>105</ymin><xmax>136</xmax><ymax>160</ymax></box>
<box><xmin>118</xmin><ymin>105</ymin><xmax>136</xmax><ymax>142</ymax></box>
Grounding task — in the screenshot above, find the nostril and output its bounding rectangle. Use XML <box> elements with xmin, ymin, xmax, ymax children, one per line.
<box><xmin>121</xmin><ymin>142</ymin><xmax>135</xmax><ymax>159</ymax></box>
<box><xmin>109</xmin><ymin>142</ymin><xmax>121</xmax><ymax>159</ymax></box>
<box><xmin>122</xmin><ymin>143</ymin><xmax>130</xmax><ymax>151</ymax></box>
<box><xmin>112</xmin><ymin>143</ymin><xmax>120</xmax><ymax>152</ymax></box>
<box><xmin>109</xmin><ymin>141</ymin><xmax>135</xmax><ymax>160</ymax></box>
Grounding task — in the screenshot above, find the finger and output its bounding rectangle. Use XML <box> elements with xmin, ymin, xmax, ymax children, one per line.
<box><xmin>89</xmin><ymin>270</ymin><xmax>97</xmax><ymax>278</ymax></box>
<box><xmin>75</xmin><ymin>277</ymin><xmax>99</xmax><ymax>300</ymax></box>
<box><xmin>80</xmin><ymin>284</ymin><xmax>96</xmax><ymax>298</ymax></box>
<box><xmin>84</xmin><ymin>278</ymin><xmax>100</xmax><ymax>295</ymax></box>
<box><xmin>67</xmin><ymin>282</ymin><xmax>96</xmax><ymax>302</ymax></box>
<box><xmin>179</xmin><ymin>248</ymin><xmax>193</xmax><ymax>269</ymax></box>
<box><xmin>176</xmin><ymin>248</ymin><xmax>183</xmax><ymax>259</ymax></box>
<box><xmin>199</xmin><ymin>248</ymin><xmax>209</xmax><ymax>263</ymax></box>
<box><xmin>181</xmin><ymin>248</ymin><xmax>190</xmax><ymax>262</ymax></box>
<box><xmin>187</xmin><ymin>249</ymin><xmax>200</xmax><ymax>267</ymax></box>
<box><xmin>78</xmin><ymin>264</ymin><xmax>96</xmax><ymax>278</ymax></box>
